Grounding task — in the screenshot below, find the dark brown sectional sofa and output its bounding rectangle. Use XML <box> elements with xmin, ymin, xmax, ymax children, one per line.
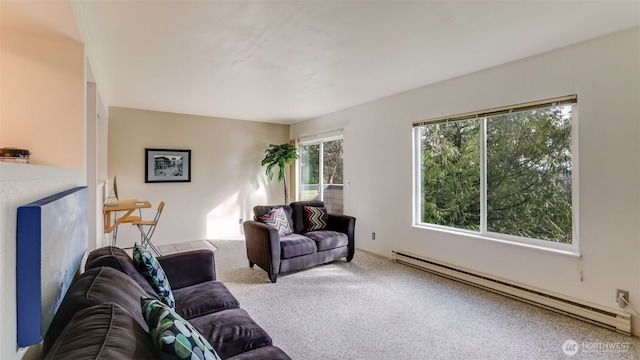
<box><xmin>42</xmin><ymin>246</ymin><xmax>291</xmax><ymax>359</ymax></box>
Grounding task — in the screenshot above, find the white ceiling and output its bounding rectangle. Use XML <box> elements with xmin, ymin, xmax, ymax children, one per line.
<box><xmin>70</xmin><ymin>1</ymin><xmax>639</xmax><ymax>124</ymax></box>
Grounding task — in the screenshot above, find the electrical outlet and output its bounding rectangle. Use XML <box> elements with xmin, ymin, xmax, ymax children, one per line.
<box><xmin>617</xmin><ymin>289</ymin><xmax>629</xmax><ymax>308</ymax></box>
<box><xmin>239</xmin><ymin>218</ymin><xmax>243</xmax><ymax>224</ymax></box>
<box><xmin>371</xmin><ymin>232</ymin><xmax>376</xmax><ymax>240</ymax></box>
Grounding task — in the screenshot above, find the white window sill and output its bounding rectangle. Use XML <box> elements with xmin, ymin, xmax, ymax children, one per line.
<box><xmin>412</xmin><ymin>224</ymin><xmax>580</xmax><ymax>258</ymax></box>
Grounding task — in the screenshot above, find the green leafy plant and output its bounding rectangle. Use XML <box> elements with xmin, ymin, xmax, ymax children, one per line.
<box><xmin>261</xmin><ymin>143</ymin><xmax>299</xmax><ymax>204</ymax></box>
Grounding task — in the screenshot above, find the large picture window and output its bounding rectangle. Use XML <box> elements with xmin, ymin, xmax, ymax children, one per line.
<box><xmin>414</xmin><ymin>96</ymin><xmax>577</xmax><ymax>250</ymax></box>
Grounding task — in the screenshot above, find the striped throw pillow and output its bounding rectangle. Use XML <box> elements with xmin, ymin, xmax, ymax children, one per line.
<box><xmin>304</xmin><ymin>206</ymin><xmax>328</xmax><ymax>232</ymax></box>
<box><xmin>259</xmin><ymin>207</ymin><xmax>293</xmax><ymax>236</ymax></box>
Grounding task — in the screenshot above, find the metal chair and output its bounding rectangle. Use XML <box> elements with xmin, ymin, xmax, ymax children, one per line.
<box><xmin>131</xmin><ymin>201</ymin><xmax>165</xmax><ymax>255</ymax></box>
<box><xmin>112</xmin><ymin>212</ymin><xmax>141</xmax><ymax>246</ymax></box>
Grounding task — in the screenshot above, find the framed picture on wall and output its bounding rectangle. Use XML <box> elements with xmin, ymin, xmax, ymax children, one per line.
<box><xmin>145</xmin><ymin>148</ymin><xmax>191</xmax><ymax>183</ymax></box>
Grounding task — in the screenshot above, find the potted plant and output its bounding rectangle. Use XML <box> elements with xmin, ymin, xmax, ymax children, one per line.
<box><xmin>261</xmin><ymin>143</ymin><xmax>299</xmax><ymax>204</ymax></box>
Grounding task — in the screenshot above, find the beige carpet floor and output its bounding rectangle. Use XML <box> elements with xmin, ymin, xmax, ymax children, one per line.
<box><xmin>209</xmin><ymin>239</ymin><xmax>640</xmax><ymax>360</ymax></box>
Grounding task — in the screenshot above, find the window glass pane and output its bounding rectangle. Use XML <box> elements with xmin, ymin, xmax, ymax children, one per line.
<box><xmin>419</xmin><ymin>120</ymin><xmax>481</xmax><ymax>230</ymax></box>
<box><xmin>486</xmin><ymin>106</ymin><xmax>572</xmax><ymax>243</ymax></box>
<box><xmin>323</xmin><ymin>139</ymin><xmax>343</xmax><ymax>214</ymax></box>
<box><xmin>299</xmin><ymin>144</ymin><xmax>320</xmax><ymax>201</ymax></box>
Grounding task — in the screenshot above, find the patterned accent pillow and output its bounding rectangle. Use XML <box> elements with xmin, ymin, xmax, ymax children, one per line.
<box><xmin>141</xmin><ymin>298</ymin><xmax>221</xmax><ymax>360</ymax></box>
<box><xmin>304</xmin><ymin>206</ymin><xmax>328</xmax><ymax>232</ymax></box>
<box><xmin>259</xmin><ymin>207</ymin><xmax>293</xmax><ymax>236</ymax></box>
<box><xmin>133</xmin><ymin>244</ymin><xmax>176</xmax><ymax>309</ymax></box>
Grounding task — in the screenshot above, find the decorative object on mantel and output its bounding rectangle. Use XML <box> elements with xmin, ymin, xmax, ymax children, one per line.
<box><xmin>261</xmin><ymin>143</ymin><xmax>298</xmax><ymax>204</ymax></box>
<box><xmin>0</xmin><ymin>147</ymin><xmax>30</xmax><ymax>163</ymax></box>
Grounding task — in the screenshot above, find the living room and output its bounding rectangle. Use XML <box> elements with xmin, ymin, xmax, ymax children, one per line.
<box><xmin>1</xmin><ymin>1</ymin><xmax>639</xmax><ymax>359</ymax></box>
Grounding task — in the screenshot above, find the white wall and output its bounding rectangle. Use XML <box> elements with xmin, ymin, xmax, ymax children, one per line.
<box><xmin>291</xmin><ymin>28</ymin><xmax>640</xmax><ymax>333</ymax></box>
<box><xmin>0</xmin><ymin>164</ymin><xmax>84</xmax><ymax>359</ymax></box>
<box><xmin>86</xmin><ymin>79</ymin><xmax>110</xmax><ymax>250</ymax></box>
<box><xmin>108</xmin><ymin>107</ymin><xmax>290</xmax><ymax>247</ymax></box>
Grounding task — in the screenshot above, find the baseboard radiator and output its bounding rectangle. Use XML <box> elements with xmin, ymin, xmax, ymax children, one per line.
<box><xmin>391</xmin><ymin>250</ymin><xmax>631</xmax><ymax>335</ymax></box>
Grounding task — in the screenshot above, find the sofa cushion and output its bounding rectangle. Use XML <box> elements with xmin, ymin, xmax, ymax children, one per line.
<box><xmin>188</xmin><ymin>308</ymin><xmax>273</xmax><ymax>359</ymax></box>
<box><xmin>290</xmin><ymin>200</ymin><xmax>325</xmax><ymax>233</ymax></box>
<box><xmin>142</xmin><ymin>298</ymin><xmax>222</xmax><ymax>360</ymax></box>
<box><xmin>42</xmin><ymin>267</ymin><xmax>151</xmax><ymax>355</ymax></box>
<box><xmin>133</xmin><ymin>244</ymin><xmax>176</xmax><ymax>308</ymax></box>
<box><xmin>280</xmin><ymin>233</ymin><xmax>317</xmax><ymax>259</ymax></box>
<box><xmin>304</xmin><ymin>230</ymin><xmax>349</xmax><ymax>251</ymax></box>
<box><xmin>303</xmin><ymin>205</ymin><xmax>328</xmax><ymax>231</ymax></box>
<box><xmin>158</xmin><ymin>250</ymin><xmax>217</xmax><ymax>288</ymax></box>
<box><xmin>85</xmin><ymin>246</ymin><xmax>160</xmax><ymax>299</ymax></box>
<box><xmin>258</xmin><ymin>206</ymin><xmax>293</xmax><ymax>236</ymax></box>
<box><xmin>43</xmin><ymin>303</ymin><xmax>158</xmax><ymax>360</ymax></box>
<box><xmin>173</xmin><ymin>280</ymin><xmax>240</xmax><ymax>319</ymax></box>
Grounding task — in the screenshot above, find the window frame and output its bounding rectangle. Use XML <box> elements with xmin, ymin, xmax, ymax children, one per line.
<box><xmin>412</xmin><ymin>98</ymin><xmax>579</xmax><ymax>256</ymax></box>
<box><xmin>298</xmin><ymin>135</ymin><xmax>344</xmax><ymax>204</ymax></box>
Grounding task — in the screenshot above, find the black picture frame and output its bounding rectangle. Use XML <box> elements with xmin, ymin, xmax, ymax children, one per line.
<box><xmin>145</xmin><ymin>148</ymin><xmax>191</xmax><ymax>183</ymax></box>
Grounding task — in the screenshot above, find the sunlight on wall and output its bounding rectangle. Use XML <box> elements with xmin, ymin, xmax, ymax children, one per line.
<box><xmin>206</xmin><ymin>182</ymin><xmax>270</xmax><ymax>240</ymax></box>
<box><xmin>207</xmin><ymin>193</ymin><xmax>241</xmax><ymax>240</ymax></box>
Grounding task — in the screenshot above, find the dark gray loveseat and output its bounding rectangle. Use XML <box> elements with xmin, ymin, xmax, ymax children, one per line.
<box><xmin>243</xmin><ymin>200</ymin><xmax>356</xmax><ymax>283</ymax></box>
<box><xmin>42</xmin><ymin>246</ymin><xmax>291</xmax><ymax>359</ymax></box>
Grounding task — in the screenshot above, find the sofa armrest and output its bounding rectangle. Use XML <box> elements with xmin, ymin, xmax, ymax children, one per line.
<box><xmin>243</xmin><ymin>220</ymin><xmax>281</xmax><ymax>278</ymax></box>
<box><xmin>327</xmin><ymin>214</ymin><xmax>356</xmax><ymax>261</ymax></box>
<box><xmin>327</xmin><ymin>214</ymin><xmax>354</xmax><ymax>234</ymax></box>
<box><xmin>158</xmin><ymin>250</ymin><xmax>216</xmax><ymax>289</ymax></box>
